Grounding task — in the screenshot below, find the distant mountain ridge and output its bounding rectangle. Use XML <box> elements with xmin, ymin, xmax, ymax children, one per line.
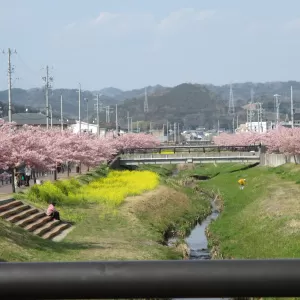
<box><xmin>0</xmin><ymin>81</ymin><xmax>300</xmax><ymax>130</ymax></box>
<box><xmin>94</xmin><ymin>84</ymin><xmax>170</xmax><ymax>101</ymax></box>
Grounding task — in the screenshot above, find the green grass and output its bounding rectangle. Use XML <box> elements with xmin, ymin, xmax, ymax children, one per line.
<box><xmin>187</xmin><ymin>163</ymin><xmax>300</xmax><ymax>259</ymax></box>
<box><xmin>0</xmin><ymin>165</ymin><xmax>210</xmax><ymax>262</ymax></box>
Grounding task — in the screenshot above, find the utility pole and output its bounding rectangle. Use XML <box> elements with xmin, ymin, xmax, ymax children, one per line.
<box><xmin>60</xmin><ymin>94</ymin><xmax>63</xmax><ymax>132</ymax></box>
<box><xmin>257</xmin><ymin>103</ymin><xmax>260</xmax><ymax>133</ymax></box>
<box><xmin>217</xmin><ymin>119</ymin><xmax>220</xmax><ymax>135</ymax></box>
<box><xmin>228</xmin><ymin>83</ymin><xmax>235</xmax><ymax>115</ymax></box>
<box><xmin>137</xmin><ymin>121</ymin><xmax>139</xmax><ymax>133</ymax></box>
<box><xmin>42</xmin><ymin>65</ymin><xmax>53</xmax><ymax>129</ymax></box>
<box><xmin>149</xmin><ymin>121</ymin><xmax>152</xmax><ymax>134</ymax></box>
<box><xmin>127</xmin><ymin>111</ymin><xmax>130</xmax><ymax>133</ymax></box>
<box><xmin>115</xmin><ymin>104</ymin><xmax>118</xmax><ymax>133</ymax></box>
<box><xmin>167</xmin><ymin>121</ymin><xmax>169</xmax><ymax>143</ymax></box>
<box><xmin>246</xmin><ymin>89</ymin><xmax>255</xmax><ymax>131</ymax></box>
<box><xmin>45</xmin><ymin>66</ymin><xmax>49</xmax><ymax>129</ymax></box>
<box><xmin>236</xmin><ymin>115</ymin><xmax>239</xmax><ymax>131</ymax></box>
<box><xmin>2</xmin><ymin>48</ymin><xmax>17</xmax><ymax>122</ymax></box>
<box><xmin>174</xmin><ymin>122</ymin><xmax>177</xmax><ymax>143</ymax></box>
<box><xmin>260</xmin><ymin>103</ymin><xmax>263</xmax><ymax>132</ymax></box>
<box><xmin>274</xmin><ymin>94</ymin><xmax>280</xmax><ymax>125</ymax></box>
<box><xmin>84</xmin><ymin>98</ymin><xmax>89</xmax><ymax>132</ymax></box>
<box><xmin>232</xmin><ymin>117</ymin><xmax>235</xmax><ymax>133</ymax></box>
<box><xmin>8</xmin><ymin>48</ymin><xmax>12</xmax><ymax>122</ymax></box>
<box><xmin>49</xmin><ymin>104</ymin><xmax>53</xmax><ymax>128</ymax></box>
<box><xmin>105</xmin><ymin>106</ymin><xmax>110</xmax><ymax>123</ymax></box>
<box><xmin>247</xmin><ymin>105</ymin><xmax>255</xmax><ymax>132</ymax></box>
<box><xmin>77</xmin><ymin>83</ymin><xmax>82</xmax><ymax>134</ymax></box>
<box><xmin>291</xmin><ymin>86</ymin><xmax>294</xmax><ymax>128</ymax></box>
<box><xmin>144</xmin><ymin>87</ymin><xmax>149</xmax><ymax>113</ymax></box>
<box><xmin>94</xmin><ymin>94</ymin><xmax>100</xmax><ymax>136</ymax></box>
<box><xmin>3</xmin><ymin>48</ymin><xmax>16</xmax><ymax>122</ymax></box>
<box><xmin>130</xmin><ymin>118</ymin><xmax>133</xmax><ymax>133</ymax></box>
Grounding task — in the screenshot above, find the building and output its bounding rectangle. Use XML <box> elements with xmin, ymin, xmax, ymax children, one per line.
<box><xmin>236</xmin><ymin>122</ymin><xmax>269</xmax><ymax>133</ymax></box>
<box><xmin>69</xmin><ymin>121</ymin><xmax>107</xmax><ymax>136</ymax></box>
<box><xmin>2</xmin><ymin>112</ymin><xmax>70</xmax><ymax>128</ymax></box>
<box><xmin>150</xmin><ymin>129</ymin><xmax>167</xmax><ymax>142</ymax></box>
<box><xmin>69</xmin><ymin>121</ymin><xmax>126</xmax><ymax>136</ymax></box>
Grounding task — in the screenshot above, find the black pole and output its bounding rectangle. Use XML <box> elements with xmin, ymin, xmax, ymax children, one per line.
<box><xmin>1</xmin><ymin>260</ymin><xmax>300</xmax><ymax>299</ymax></box>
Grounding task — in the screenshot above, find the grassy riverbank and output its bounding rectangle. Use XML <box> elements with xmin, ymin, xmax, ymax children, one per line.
<box><xmin>186</xmin><ymin>163</ymin><xmax>300</xmax><ymax>259</ymax></box>
<box><xmin>0</xmin><ymin>165</ymin><xmax>209</xmax><ymax>262</ymax></box>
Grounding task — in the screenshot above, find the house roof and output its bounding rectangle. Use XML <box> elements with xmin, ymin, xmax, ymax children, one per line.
<box><xmin>3</xmin><ymin>113</ymin><xmax>64</xmax><ymax>126</ymax></box>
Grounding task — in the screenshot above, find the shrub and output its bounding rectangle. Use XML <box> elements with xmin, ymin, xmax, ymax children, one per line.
<box><xmin>26</xmin><ymin>181</ymin><xmax>65</xmax><ymax>204</ymax></box>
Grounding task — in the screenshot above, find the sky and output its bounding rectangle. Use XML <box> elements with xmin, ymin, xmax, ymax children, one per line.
<box><xmin>1</xmin><ymin>0</ymin><xmax>300</xmax><ymax>91</ymax></box>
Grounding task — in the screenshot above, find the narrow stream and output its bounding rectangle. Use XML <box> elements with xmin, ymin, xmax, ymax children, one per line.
<box><xmin>170</xmin><ymin>167</ymin><xmax>227</xmax><ymax>300</ymax></box>
<box><xmin>186</xmin><ymin>202</ymin><xmax>219</xmax><ymax>261</ymax></box>
<box><xmin>172</xmin><ymin>201</ymin><xmax>225</xmax><ymax>300</ymax></box>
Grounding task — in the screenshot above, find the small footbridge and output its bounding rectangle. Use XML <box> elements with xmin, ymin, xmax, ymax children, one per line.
<box><xmin>114</xmin><ymin>145</ymin><xmax>261</xmax><ymax>166</ymax></box>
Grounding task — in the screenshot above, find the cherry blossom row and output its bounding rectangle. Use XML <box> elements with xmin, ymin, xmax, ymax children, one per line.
<box><xmin>213</xmin><ymin>126</ymin><xmax>300</xmax><ymax>155</ymax></box>
<box><xmin>0</xmin><ymin>121</ymin><xmax>160</xmax><ymax>170</ymax></box>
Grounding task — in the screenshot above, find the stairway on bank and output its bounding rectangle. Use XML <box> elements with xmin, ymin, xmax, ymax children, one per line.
<box><xmin>0</xmin><ymin>199</ymin><xmax>71</xmax><ymax>240</ymax></box>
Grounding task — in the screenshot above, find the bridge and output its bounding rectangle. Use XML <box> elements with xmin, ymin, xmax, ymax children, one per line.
<box><xmin>116</xmin><ymin>145</ymin><xmax>261</xmax><ymax>166</ymax></box>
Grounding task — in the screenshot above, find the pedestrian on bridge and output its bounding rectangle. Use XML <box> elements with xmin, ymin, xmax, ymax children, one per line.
<box><xmin>238</xmin><ymin>178</ymin><xmax>246</xmax><ymax>190</ymax></box>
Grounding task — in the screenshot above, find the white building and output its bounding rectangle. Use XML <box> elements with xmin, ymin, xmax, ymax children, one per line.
<box><xmin>246</xmin><ymin>121</ymin><xmax>268</xmax><ymax>133</ymax></box>
<box><xmin>69</xmin><ymin>121</ymin><xmax>106</xmax><ymax>136</ymax></box>
<box><xmin>69</xmin><ymin>121</ymin><xmax>126</xmax><ymax>136</ymax></box>
<box><xmin>236</xmin><ymin>122</ymin><xmax>269</xmax><ymax>133</ymax></box>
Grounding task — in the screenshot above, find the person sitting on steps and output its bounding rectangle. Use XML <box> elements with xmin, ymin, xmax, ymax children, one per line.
<box><xmin>46</xmin><ymin>201</ymin><xmax>60</xmax><ymax>221</ymax></box>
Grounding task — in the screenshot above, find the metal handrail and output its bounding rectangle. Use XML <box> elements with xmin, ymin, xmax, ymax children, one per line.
<box><xmin>0</xmin><ymin>260</ymin><xmax>299</xmax><ymax>298</ymax></box>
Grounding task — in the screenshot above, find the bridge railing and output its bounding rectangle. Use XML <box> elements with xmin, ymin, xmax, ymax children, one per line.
<box><xmin>121</xmin><ymin>145</ymin><xmax>260</xmax><ymax>155</ymax></box>
<box><xmin>120</xmin><ymin>152</ymin><xmax>259</xmax><ymax>159</ymax></box>
<box><xmin>0</xmin><ymin>260</ymin><xmax>299</xmax><ymax>299</ymax></box>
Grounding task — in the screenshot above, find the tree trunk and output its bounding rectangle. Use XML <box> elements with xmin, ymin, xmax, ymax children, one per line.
<box><xmin>33</xmin><ymin>169</ymin><xmax>36</xmax><ymax>184</ymax></box>
<box><xmin>11</xmin><ymin>168</ymin><xmax>16</xmax><ymax>194</ymax></box>
<box><xmin>54</xmin><ymin>162</ymin><xmax>57</xmax><ymax>181</ymax></box>
<box><xmin>67</xmin><ymin>162</ymin><xmax>70</xmax><ymax>177</ymax></box>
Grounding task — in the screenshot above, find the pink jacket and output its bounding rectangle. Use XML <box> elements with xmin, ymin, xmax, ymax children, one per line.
<box><xmin>46</xmin><ymin>204</ymin><xmax>55</xmax><ymax>216</ymax></box>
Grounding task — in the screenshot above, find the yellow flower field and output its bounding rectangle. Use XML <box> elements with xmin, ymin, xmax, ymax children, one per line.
<box><xmin>68</xmin><ymin>170</ymin><xmax>159</xmax><ymax>206</ymax></box>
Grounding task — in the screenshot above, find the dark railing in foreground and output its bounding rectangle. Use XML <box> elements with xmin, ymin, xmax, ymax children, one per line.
<box><xmin>1</xmin><ymin>260</ymin><xmax>300</xmax><ymax>299</ymax></box>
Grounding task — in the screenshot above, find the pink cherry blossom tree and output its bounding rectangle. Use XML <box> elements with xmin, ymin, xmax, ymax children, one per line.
<box><xmin>0</xmin><ymin>121</ymin><xmax>161</xmax><ymax>192</ymax></box>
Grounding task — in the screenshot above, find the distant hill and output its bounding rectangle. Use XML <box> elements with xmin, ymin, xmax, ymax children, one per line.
<box><xmin>0</xmin><ymin>81</ymin><xmax>299</xmax><ymax>130</ymax></box>
<box><xmin>94</xmin><ymin>84</ymin><xmax>170</xmax><ymax>101</ymax></box>
<box><xmin>0</xmin><ymin>98</ymin><xmax>38</xmax><ymax>118</ymax></box>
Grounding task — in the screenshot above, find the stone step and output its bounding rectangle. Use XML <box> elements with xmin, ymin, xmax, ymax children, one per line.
<box><xmin>16</xmin><ymin>211</ymin><xmax>46</xmax><ymax>228</ymax></box>
<box><xmin>0</xmin><ymin>204</ymin><xmax>31</xmax><ymax>219</ymax></box>
<box><xmin>24</xmin><ymin>215</ymin><xmax>52</xmax><ymax>232</ymax></box>
<box><xmin>42</xmin><ymin>223</ymin><xmax>71</xmax><ymax>240</ymax></box>
<box><xmin>6</xmin><ymin>207</ymin><xmax>38</xmax><ymax>223</ymax></box>
<box><xmin>0</xmin><ymin>200</ymin><xmax>23</xmax><ymax>213</ymax></box>
<box><xmin>34</xmin><ymin>219</ymin><xmax>61</xmax><ymax>236</ymax></box>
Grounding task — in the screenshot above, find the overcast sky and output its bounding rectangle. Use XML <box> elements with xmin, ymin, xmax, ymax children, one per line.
<box><xmin>1</xmin><ymin>0</ymin><xmax>300</xmax><ymax>91</ymax></box>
